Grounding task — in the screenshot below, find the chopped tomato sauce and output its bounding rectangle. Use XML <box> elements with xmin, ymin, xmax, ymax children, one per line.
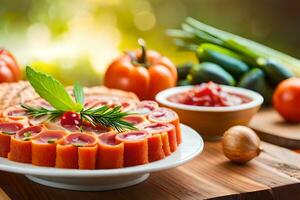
<box><xmin>168</xmin><ymin>82</ymin><xmax>251</xmax><ymax>107</ymax></box>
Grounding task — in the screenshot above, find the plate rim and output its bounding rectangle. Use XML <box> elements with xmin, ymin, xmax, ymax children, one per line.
<box><xmin>0</xmin><ymin>124</ymin><xmax>204</xmax><ymax>178</ymax></box>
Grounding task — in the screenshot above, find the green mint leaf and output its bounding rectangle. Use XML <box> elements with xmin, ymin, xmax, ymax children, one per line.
<box><xmin>26</xmin><ymin>66</ymin><xmax>82</xmax><ymax>112</ymax></box>
<box><xmin>73</xmin><ymin>81</ymin><xmax>84</xmax><ymax>105</ymax></box>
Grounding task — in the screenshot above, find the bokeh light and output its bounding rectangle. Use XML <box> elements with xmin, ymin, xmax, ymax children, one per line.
<box><xmin>134</xmin><ymin>11</ymin><xmax>156</xmax><ymax>31</ymax></box>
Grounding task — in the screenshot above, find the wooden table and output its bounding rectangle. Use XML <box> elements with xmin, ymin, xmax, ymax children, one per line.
<box><xmin>1</xmin><ymin>141</ymin><xmax>300</xmax><ymax>200</ymax></box>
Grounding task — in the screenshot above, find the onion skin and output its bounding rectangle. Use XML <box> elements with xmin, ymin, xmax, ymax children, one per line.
<box><xmin>222</xmin><ymin>126</ymin><xmax>262</xmax><ymax>164</ymax></box>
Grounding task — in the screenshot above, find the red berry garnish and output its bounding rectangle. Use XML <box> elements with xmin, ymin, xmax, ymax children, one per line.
<box><xmin>60</xmin><ymin>111</ymin><xmax>81</xmax><ymax>126</ymax></box>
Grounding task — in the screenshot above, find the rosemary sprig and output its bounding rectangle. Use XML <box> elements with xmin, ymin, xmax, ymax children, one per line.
<box><xmin>21</xmin><ymin>104</ymin><xmax>64</xmax><ymax>121</ymax></box>
<box><xmin>81</xmin><ymin>105</ymin><xmax>137</xmax><ymax>132</ymax></box>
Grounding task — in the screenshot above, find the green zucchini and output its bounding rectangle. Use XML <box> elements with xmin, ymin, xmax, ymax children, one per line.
<box><xmin>190</xmin><ymin>62</ymin><xmax>235</xmax><ymax>86</ymax></box>
<box><xmin>177</xmin><ymin>62</ymin><xmax>193</xmax><ymax>80</ymax></box>
<box><xmin>238</xmin><ymin>68</ymin><xmax>273</xmax><ymax>104</ymax></box>
<box><xmin>196</xmin><ymin>43</ymin><xmax>250</xmax><ymax>79</ymax></box>
<box><xmin>257</xmin><ymin>58</ymin><xmax>293</xmax><ymax>85</ymax></box>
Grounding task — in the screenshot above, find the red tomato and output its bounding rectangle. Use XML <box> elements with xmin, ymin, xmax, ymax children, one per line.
<box><xmin>0</xmin><ymin>49</ymin><xmax>21</xmax><ymax>83</ymax></box>
<box><xmin>60</xmin><ymin>112</ymin><xmax>81</xmax><ymax>126</ymax></box>
<box><xmin>104</xmin><ymin>39</ymin><xmax>177</xmax><ymax>100</ymax></box>
<box><xmin>273</xmin><ymin>78</ymin><xmax>300</xmax><ymax>122</ymax></box>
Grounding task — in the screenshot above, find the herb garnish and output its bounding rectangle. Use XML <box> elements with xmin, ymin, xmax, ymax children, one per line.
<box><xmin>26</xmin><ymin>66</ymin><xmax>82</xmax><ymax>112</ymax></box>
<box><xmin>22</xmin><ymin>132</ymin><xmax>32</xmax><ymax>141</ymax></box>
<box><xmin>73</xmin><ymin>81</ymin><xmax>84</xmax><ymax>105</ymax></box>
<box><xmin>73</xmin><ymin>143</ymin><xmax>84</xmax><ymax>147</ymax></box>
<box><xmin>22</xmin><ymin>66</ymin><xmax>136</xmax><ymax>132</ymax></box>
<box><xmin>2</xmin><ymin>132</ymin><xmax>15</xmax><ymax>135</ymax></box>
<box><xmin>20</xmin><ymin>104</ymin><xmax>64</xmax><ymax>121</ymax></box>
<box><xmin>47</xmin><ymin>139</ymin><xmax>56</xmax><ymax>144</ymax></box>
<box><xmin>81</xmin><ymin>105</ymin><xmax>136</xmax><ymax>132</ymax></box>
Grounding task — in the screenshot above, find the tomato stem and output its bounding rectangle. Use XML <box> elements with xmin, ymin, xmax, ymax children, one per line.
<box><xmin>138</xmin><ymin>38</ymin><xmax>148</xmax><ymax>67</ymax></box>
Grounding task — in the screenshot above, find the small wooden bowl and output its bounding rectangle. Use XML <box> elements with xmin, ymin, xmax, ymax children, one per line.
<box><xmin>156</xmin><ymin>86</ymin><xmax>263</xmax><ymax>141</ymax></box>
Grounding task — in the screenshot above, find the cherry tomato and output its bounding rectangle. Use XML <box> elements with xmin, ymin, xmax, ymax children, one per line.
<box><xmin>0</xmin><ymin>49</ymin><xmax>21</xmax><ymax>83</ymax></box>
<box><xmin>104</xmin><ymin>39</ymin><xmax>177</xmax><ymax>100</ymax></box>
<box><xmin>273</xmin><ymin>78</ymin><xmax>300</xmax><ymax>122</ymax></box>
<box><xmin>60</xmin><ymin>111</ymin><xmax>81</xmax><ymax>126</ymax></box>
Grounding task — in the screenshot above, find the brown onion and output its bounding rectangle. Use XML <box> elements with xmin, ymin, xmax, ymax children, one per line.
<box><xmin>222</xmin><ymin>125</ymin><xmax>262</xmax><ymax>164</ymax></box>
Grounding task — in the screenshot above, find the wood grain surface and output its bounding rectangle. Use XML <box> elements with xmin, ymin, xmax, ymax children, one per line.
<box><xmin>0</xmin><ymin>141</ymin><xmax>300</xmax><ymax>200</ymax></box>
<box><xmin>250</xmin><ymin>108</ymin><xmax>300</xmax><ymax>149</ymax></box>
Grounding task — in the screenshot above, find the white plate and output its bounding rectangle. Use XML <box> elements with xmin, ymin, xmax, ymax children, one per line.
<box><xmin>0</xmin><ymin>124</ymin><xmax>203</xmax><ymax>191</ymax></box>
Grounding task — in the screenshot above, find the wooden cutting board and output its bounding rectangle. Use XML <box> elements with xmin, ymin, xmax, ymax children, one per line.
<box><xmin>250</xmin><ymin>108</ymin><xmax>300</xmax><ymax>149</ymax></box>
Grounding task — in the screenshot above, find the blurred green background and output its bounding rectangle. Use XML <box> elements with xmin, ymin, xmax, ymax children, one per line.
<box><xmin>1</xmin><ymin>0</ymin><xmax>299</xmax><ymax>85</ymax></box>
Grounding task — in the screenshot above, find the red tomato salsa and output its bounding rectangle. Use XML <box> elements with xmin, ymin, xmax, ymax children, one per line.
<box><xmin>168</xmin><ymin>82</ymin><xmax>251</xmax><ymax>107</ymax></box>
